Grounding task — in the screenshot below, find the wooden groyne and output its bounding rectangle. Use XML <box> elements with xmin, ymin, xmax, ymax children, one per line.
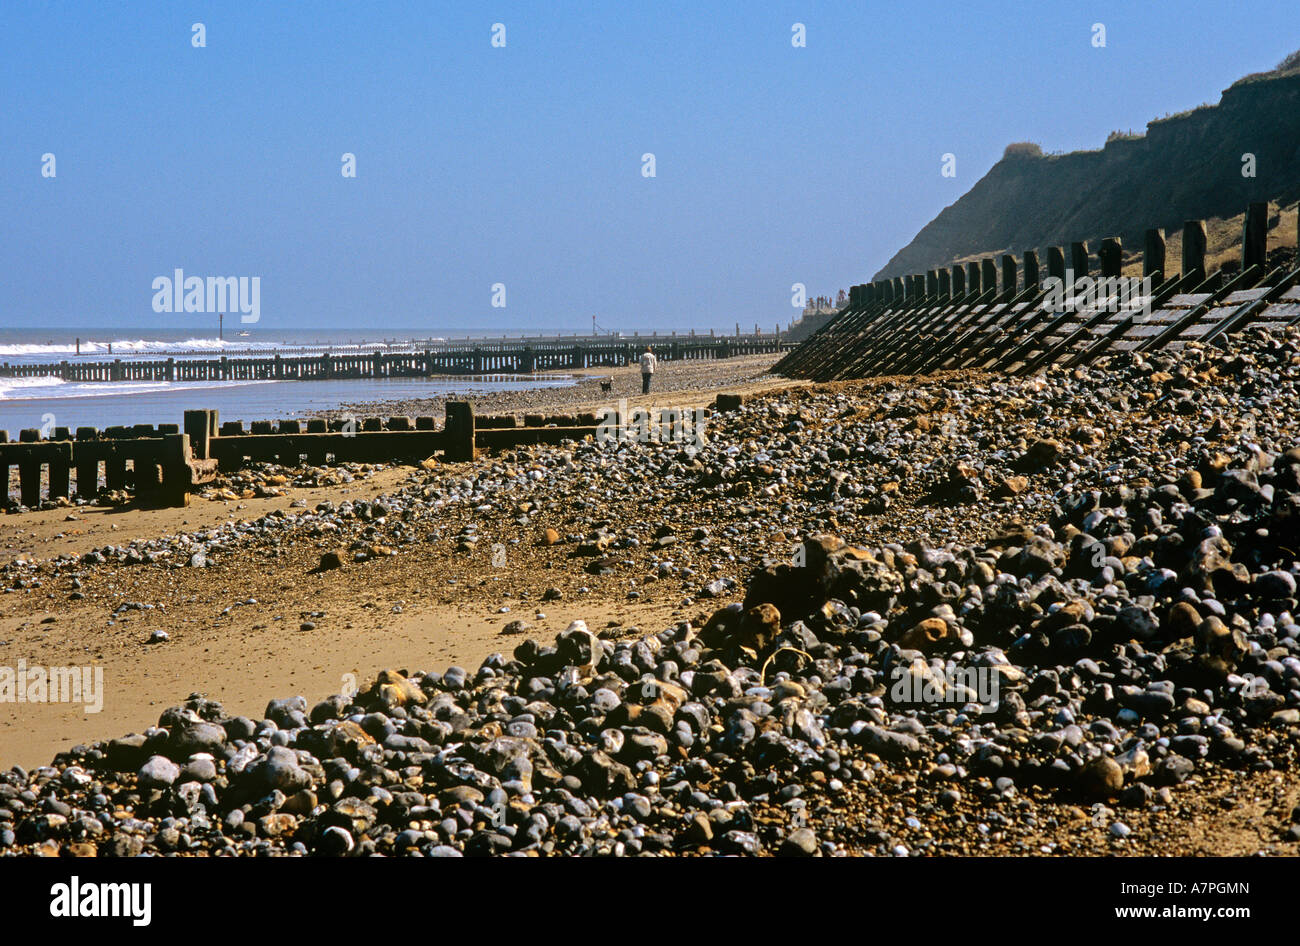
<box><xmin>0</xmin><ymin>422</ymin><xmax>219</xmax><ymax>510</ymax></box>
<box><xmin>777</xmin><ymin>202</ymin><xmax>1300</xmax><ymax>381</ymax></box>
<box><xmin>0</xmin><ymin>333</ymin><xmax>791</xmax><ymax>382</ymax></box>
<box><xmin>0</xmin><ymin>399</ymin><xmax>725</xmax><ymax>509</ymax></box>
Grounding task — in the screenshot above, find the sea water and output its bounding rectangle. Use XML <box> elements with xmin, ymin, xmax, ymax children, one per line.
<box><xmin>0</xmin><ymin>329</ymin><xmax>576</xmax><ymax>433</ymax></box>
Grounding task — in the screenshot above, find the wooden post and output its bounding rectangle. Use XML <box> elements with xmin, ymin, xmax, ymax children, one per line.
<box><xmin>1001</xmin><ymin>254</ymin><xmax>1017</xmax><ymax>295</ymax></box>
<box><xmin>926</xmin><ymin>270</ymin><xmax>939</xmax><ymax>297</ymax></box>
<box><xmin>49</xmin><ymin>438</ymin><xmax>71</xmax><ymax>500</ymax></box>
<box><xmin>75</xmin><ymin>428</ymin><xmax>98</xmax><ymax>497</ymax></box>
<box><xmin>981</xmin><ymin>258</ymin><xmax>997</xmax><ymax>295</ymax></box>
<box><xmin>938</xmin><ymin>269</ymin><xmax>951</xmax><ymax>297</ymax></box>
<box><xmin>143</xmin><ymin>433</ymin><xmax>193</xmax><ymax>507</ymax></box>
<box><xmin>1242</xmin><ymin>201</ymin><xmax>1268</xmax><ymax>270</ymax></box>
<box><xmin>0</xmin><ymin>430</ymin><xmax>8</xmax><ymax>505</ymax></box>
<box><xmin>1144</xmin><ymin>229</ymin><xmax>1166</xmax><ymax>279</ymax></box>
<box><xmin>1023</xmin><ymin>250</ymin><xmax>1040</xmax><ymax>289</ymax></box>
<box><xmin>951</xmin><ymin>265</ymin><xmax>965</xmax><ymax>296</ymax></box>
<box><xmin>184</xmin><ymin>410</ymin><xmax>213</xmax><ymax>460</ymax></box>
<box><xmin>1099</xmin><ymin>237</ymin><xmax>1123</xmax><ymax>278</ymax></box>
<box><xmin>18</xmin><ymin>430</ymin><xmax>41</xmax><ymax>507</ymax></box>
<box><xmin>1182</xmin><ymin>220</ymin><xmax>1207</xmax><ymax>281</ymax></box>
<box><xmin>1070</xmin><ymin>241</ymin><xmax>1089</xmax><ymax>278</ymax></box>
<box><xmin>106</xmin><ymin>455</ymin><xmax>127</xmax><ymax>492</ymax></box>
<box><xmin>444</xmin><ymin>401</ymin><xmax>475</xmax><ymax>462</ymax></box>
<box><xmin>1048</xmin><ymin>246</ymin><xmax>1066</xmax><ymax>282</ymax></box>
<box><xmin>19</xmin><ymin>460</ymin><xmax>41</xmax><ymax>507</ymax></box>
<box><xmin>966</xmin><ymin>262</ymin><xmax>981</xmax><ymax>295</ymax></box>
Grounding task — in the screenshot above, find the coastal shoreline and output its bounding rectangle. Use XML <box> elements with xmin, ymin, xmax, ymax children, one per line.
<box><xmin>3</xmin><ymin>337</ymin><xmax>1300</xmax><ymax>856</ymax></box>
<box><xmin>323</xmin><ymin>353</ymin><xmax>792</xmax><ymax>421</ymax></box>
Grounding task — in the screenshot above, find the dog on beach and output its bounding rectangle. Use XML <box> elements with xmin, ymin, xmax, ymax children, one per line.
<box><xmin>600</xmin><ymin>378</ymin><xmax>613</xmax><ymax>393</ymax></box>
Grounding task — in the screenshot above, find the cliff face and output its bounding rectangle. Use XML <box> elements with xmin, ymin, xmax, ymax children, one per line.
<box><xmin>874</xmin><ymin>71</ymin><xmax>1300</xmax><ymax>280</ymax></box>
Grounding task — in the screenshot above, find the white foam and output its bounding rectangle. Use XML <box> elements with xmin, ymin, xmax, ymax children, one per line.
<box><xmin>0</xmin><ymin>337</ymin><xmax>293</xmax><ymax>358</ymax></box>
<box><xmin>0</xmin><ymin>335</ymin><xmax>452</xmax><ymax>358</ymax></box>
<box><xmin>0</xmin><ymin>377</ymin><xmax>278</xmax><ymax>401</ymax></box>
<box><xmin>0</xmin><ymin>375</ymin><xmax>65</xmax><ymax>391</ymax></box>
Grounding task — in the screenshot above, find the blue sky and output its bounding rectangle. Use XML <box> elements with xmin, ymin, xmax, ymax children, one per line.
<box><xmin>1</xmin><ymin>0</ymin><xmax>1296</xmax><ymax>334</ymax></box>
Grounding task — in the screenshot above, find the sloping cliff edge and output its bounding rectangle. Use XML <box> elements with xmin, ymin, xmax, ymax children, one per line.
<box><xmin>874</xmin><ymin>70</ymin><xmax>1300</xmax><ymax>279</ymax></box>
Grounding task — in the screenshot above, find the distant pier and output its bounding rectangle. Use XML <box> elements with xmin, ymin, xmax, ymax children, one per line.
<box><xmin>0</xmin><ymin>332</ymin><xmax>791</xmax><ymax>382</ymax></box>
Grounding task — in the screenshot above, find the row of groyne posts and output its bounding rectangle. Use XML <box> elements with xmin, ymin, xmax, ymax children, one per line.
<box><xmin>0</xmin><ymin>395</ymin><xmax>744</xmax><ymax>510</ymax></box>
<box><xmin>0</xmin><ymin>333</ymin><xmax>792</xmax><ymax>382</ymax></box>
<box><xmin>776</xmin><ymin>201</ymin><xmax>1300</xmax><ymax>382</ymax></box>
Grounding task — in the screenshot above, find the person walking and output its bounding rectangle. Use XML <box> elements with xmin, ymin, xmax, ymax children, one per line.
<box><xmin>639</xmin><ymin>346</ymin><xmax>657</xmax><ymax>394</ymax></box>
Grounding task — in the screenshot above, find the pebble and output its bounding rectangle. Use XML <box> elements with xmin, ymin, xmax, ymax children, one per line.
<box><xmin>5</xmin><ymin>332</ymin><xmax>1300</xmax><ymax>856</ymax></box>
<box><xmin>780</xmin><ymin>827</ymin><xmax>818</xmax><ymax>857</ymax></box>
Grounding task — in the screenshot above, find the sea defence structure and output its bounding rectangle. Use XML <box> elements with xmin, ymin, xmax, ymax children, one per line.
<box><xmin>0</xmin><ymin>400</ymin><xmax>723</xmax><ymax>509</ymax></box>
<box><xmin>0</xmin><ymin>420</ymin><xmax>220</xmax><ymax>510</ymax></box>
<box><xmin>0</xmin><ymin>332</ymin><xmax>790</xmax><ymax>382</ymax></box>
<box><xmin>776</xmin><ymin>202</ymin><xmax>1300</xmax><ymax>381</ymax></box>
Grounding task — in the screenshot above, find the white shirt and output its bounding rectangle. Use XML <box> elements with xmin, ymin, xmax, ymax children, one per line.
<box><xmin>639</xmin><ymin>352</ymin><xmax>657</xmax><ymax>374</ymax></box>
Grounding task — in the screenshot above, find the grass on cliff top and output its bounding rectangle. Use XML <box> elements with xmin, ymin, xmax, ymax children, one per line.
<box><xmin>943</xmin><ymin>201</ymin><xmax>1299</xmax><ymax>280</ymax></box>
<box><xmin>1117</xmin><ymin>201</ymin><xmax>1300</xmax><ymax>278</ymax></box>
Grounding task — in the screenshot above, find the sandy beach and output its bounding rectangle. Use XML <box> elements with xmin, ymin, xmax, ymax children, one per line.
<box><xmin>0</xmin><ymin>354</ymin><xmax>791</xmax><ymax>769</ymax></box>
<box><xmin>5</xmin><ymin>338</ymin><xmax>1300</xmax><ymax>857</ymax></box>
